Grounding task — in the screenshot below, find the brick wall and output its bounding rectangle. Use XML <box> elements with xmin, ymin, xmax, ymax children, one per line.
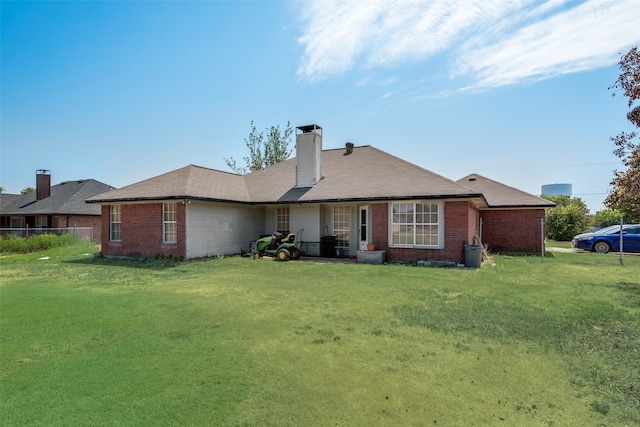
<box><xmin>52</xmin><ymin>214</ymin><xmax>101</xmax><ymax>242</ymax></box>
<box><xmin>97</xmin><ymin>201</ymin><xmax>544</xmax><ymax>260</ymax></box>
<box><xmin>371</xmin><ymin>203</ymin><xmax>388</xmax><ymax>252</ymax></box>
<box><xmin>371</xmin><ymin>201</ymin><xmax>479</xmax><ymax>263</ymax></box>
<box><xmin>100</xmin><ymin>203</ymin><xmax>186</xmax><ymax>259</ymax></box>
<box><xmin>479</xmin><ymin>209</ymin><xmax>545</xmax><ymax>252</ymax></box>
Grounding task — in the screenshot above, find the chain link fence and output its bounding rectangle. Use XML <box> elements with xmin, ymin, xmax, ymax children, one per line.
<box><xmin>0</xmin><ymin>227</ymin><xmax>94</xmax><ymax>241</ymax></box>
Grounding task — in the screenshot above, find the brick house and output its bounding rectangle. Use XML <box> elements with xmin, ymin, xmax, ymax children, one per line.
<box><xmin>0</xmin><ymin>170</ymin><xmax>115</xmax><ymax>241</ymax></box>
<box><xmin>87</xmin><ymin>124</ymin><xmax>554</xmax><ymax>262</ymax></box>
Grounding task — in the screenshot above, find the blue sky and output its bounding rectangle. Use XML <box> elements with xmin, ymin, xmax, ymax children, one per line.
<box><xmin>2</xmin><ymin>0</ymin><xmax>639</xmax><ymax>213</ymax></box>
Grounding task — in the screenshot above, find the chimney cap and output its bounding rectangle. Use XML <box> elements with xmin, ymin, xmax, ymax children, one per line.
<box><xmin>296</xmin><ymin>124</ymin><xmax>322</xmax><ymax>133</ymax></box>
<box><xmin>37</xmin><ymin>169</ymin><xmax>51</xmax><ymax>175</ymax></box>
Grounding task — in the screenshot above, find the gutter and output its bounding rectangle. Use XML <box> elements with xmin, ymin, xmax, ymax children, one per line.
<box><xmin>88</xmin><ymin>193</ymin><xmax>487</xmax><ymax>206</ymax></box>
<box><xmin>482</xmin><ymin>203</ymin><xmax>557</xmax><ymax>209</ymax></box>
<box><xmin>86</xmin><ymin>195</ymin><xmax>256</xmax><ymax>205</ymax></box>
<box><xmin>259</xmin><ymin>193</ymin><xmax>488</xmax><ymax>205</ymax></box>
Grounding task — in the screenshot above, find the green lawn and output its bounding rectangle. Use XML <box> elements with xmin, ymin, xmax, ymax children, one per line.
<box><xmin>1</xmin><ymin>244</ymin><xmax>639</xmax><ymax>426</ymax></box>
<box><xmin>546</xmin><ymin>239</ymin><xmax>573</xmax><ymax>249</ymax></box>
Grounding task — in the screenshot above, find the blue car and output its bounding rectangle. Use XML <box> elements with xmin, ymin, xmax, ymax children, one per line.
<box><xmin>571</xmin><ymin>224</ymin><xmax>640</xmax><ymax>253</ymax></box>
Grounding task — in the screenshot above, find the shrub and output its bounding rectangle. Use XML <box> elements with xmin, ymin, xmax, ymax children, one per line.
<box><xmin>0</xmin><ymin>234</ymin><xmax>27</xmax><ymax>253</ymax></box>
<box><xmin>0</xmin><ymin>233</ymin><xmax>81</xmax><ymax>254</ymax></box>
<box><xmin>542</xmin><ymin>195</ymin><xmax>591</xmax><ymax>240</ymax></box>
<box><xmin>591</xmin><ymin>208</ymin><xmax>624</xmax><ymax>229</ymax></box>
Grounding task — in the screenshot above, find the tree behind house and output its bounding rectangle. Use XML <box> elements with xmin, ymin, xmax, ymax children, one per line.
<box><xmin>225</xmin><ymin>121</ymin><xmax>293</xmax><ymax>175</ymax></box>
<box><xmin>591</xmin><ymin>208</ymin><xmax>624</xmax><ymax>229</ymax></box>
<box><xmin>542</xmin><ymin>195</ymin><xmax>591</xmax><ymax>241</ymax></box>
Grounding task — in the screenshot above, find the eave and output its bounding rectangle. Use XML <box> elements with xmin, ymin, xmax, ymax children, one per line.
<box><xmin>87</xmin><ymin>193</ymin><xmax>488</xmax><ymax>206</ymax></box>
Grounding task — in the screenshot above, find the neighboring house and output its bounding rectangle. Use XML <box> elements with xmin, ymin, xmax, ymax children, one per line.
<box><xmin>87</xmin><ymin>124</ymin><xmax>555</xmax><ymax>262</ymax></box>
<box><xmin>0</xmin><ymin>170</ymin><xmax>115</xmax><ymax>241</ymax></box>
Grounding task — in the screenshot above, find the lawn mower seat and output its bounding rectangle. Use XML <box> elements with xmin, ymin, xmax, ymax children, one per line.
<box><xmin>269</xmin><ymin>232</ymin><xmax>284</xmax><ymax>250</ymax></box>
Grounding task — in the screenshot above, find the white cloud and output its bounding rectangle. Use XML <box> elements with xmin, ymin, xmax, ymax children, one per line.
<box><xmin>458</xmin><ymin>0</ymin><xmax>640</xmax><ymax>89</ymax></box>
<box><xmin>296</xmin><ymin>1</ymin><xmax>386</xmax><ymax>81</ymax></box>
<box><xmin>296</xmin><ymin>0</ymin><xmax>640</xmax><ymax>89</ymax></box>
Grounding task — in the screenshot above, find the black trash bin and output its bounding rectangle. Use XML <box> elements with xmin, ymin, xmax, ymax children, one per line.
<box><xmin>464</xmin><ymin>244</ymin><xmax>483</xmax><ymax>268</ymax></box>
<box><xmin>320</xmin><ymin>236</ymin><xmax>336</xmax><ymax>257</ymax></box>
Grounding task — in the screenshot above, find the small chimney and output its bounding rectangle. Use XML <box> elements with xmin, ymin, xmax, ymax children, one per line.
<box><xmin>295</xmin><ymin>124</ymin><xmax>323</xmax><ymax>187</ymax></box>
<box><xmin>36</xmin><ymin>169</ymin><xmax>51</xmax><ymax>200</ymax></box>
<box><xmin>345</xmin><ymin>142</ymin><xmax>354</xmax><ymax>155</ymax></box>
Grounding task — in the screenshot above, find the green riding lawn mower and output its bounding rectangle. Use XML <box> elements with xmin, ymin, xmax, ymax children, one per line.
<box><xmin>253</xmin><ymin>232</ymin><xmax>301</xmax><ymax>261</ymax></box>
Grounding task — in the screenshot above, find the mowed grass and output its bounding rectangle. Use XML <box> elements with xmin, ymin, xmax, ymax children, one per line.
<box><xmin>1</xmin><ymin>244</ymin><xmax>639</xmax><ymax>426</ymax></box>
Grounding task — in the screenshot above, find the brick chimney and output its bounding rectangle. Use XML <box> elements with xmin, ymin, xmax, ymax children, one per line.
<box><xmin>36</xmin><ymin>169</ymin><xmax>51</xmax><ymax>200</ymax></box>
<box><xmin>295</xmin><ymin>124</ymin><xmax>322</xmax><ymax>187</ymax></box>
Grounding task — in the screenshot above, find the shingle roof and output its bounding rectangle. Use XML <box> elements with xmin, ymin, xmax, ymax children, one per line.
<box><xmin>87</xmin><ymin>165</ymin><xmax>250</xmax><ymax>203</ymax></box>
<box><xmin>244</xmin><ymin>146</ymin><xmax>480</xmax><ymax>202</ymax></box>
<box><xmin>1</xmin><ymin>180</ymin><xmax>115</xmax><ymax>216</ymax></box>
<box><xmin>0</xmin><ymin>193</ymin><xmax>21</xmax><ymax>211</ymax></box>
<box><xmin>88</xmin><ymin>146</ymin><xmax>483</xmax><ymax>204</ymax></box>
<box><xmin>87</xmin><ymin>147</ymin><xmax>552</xmax><ymax>209</ymax></box>
<box><xmin>456</xmin><ymin>174</ymin><xmax>555</xmax><ymax>208</ymax></box>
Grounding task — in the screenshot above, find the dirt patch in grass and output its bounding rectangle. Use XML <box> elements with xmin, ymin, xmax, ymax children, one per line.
<box><xmin>607</xmin><ymin>281</ymin><xmax>640</xmax><ymax>308</ymax></box>
<box><xmin>393</xmin><ymin>291</ymin><xmax>640</xmax><ymax>424</ymax></box>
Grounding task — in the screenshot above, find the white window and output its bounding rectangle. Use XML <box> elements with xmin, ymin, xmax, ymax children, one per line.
<box><xmin>110</xmin><ymin>205</ymin><xmax>121</xmax><ymax>241</ymax></box>
<box><xmin>390</xmin><ymin>201</ymin><xmax>442</xmax><ymax>247</ymax></box>
<box><xmin>163</xmin><ymin>202</ymin><xmax>177</xmax><ymax>243</ymax></box>
<box><xmin>35</xmin><ymin>215</ymin><xmax>48</xmax><ymax>229</ymax></box>
<box><xmin>334</xmin><ymin>206</ymin><xmax>351</xmax><ymax>248</ymax></box>
<box><xmin>276</xmin><ymin>207</ymin><xmax>290</xmax><ymax>234</ymax></box>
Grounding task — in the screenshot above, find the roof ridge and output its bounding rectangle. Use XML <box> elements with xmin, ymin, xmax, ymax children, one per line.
<box><xmin>322</xmin><ymin>145</ymin><xmax>371</xmax><ymax>152</ymax></box>
<box><xmin>458</xmin><ymin>173</ymin><xmax>537</xmax><ymax>195</ymax></box>
<box><xmin>368</xmin><ymin>146</ymin><xmax>475</xmax><ymax>193</ymax></box>
<box><xmin>188</xmin><ymin>163</ymin><xmax>242</xmax><ymax>176</ymax></box>
<box><xmin>457</xmin><ymin>173</ymin><xmax>555</xmax><ymax>208</ymax></box>
<box><xmin>184</xmin><ymin>164</ymin><xmax>248</xmax><ymax>198</ymax></box>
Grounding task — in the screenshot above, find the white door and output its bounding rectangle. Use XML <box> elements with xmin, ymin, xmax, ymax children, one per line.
<box><xmin>359</xmin><ymin>206</ymin><xmax>368</xmax><ymax>250</ymax></box>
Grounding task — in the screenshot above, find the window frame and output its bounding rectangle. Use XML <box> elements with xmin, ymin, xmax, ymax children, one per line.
<box><xmin>35</xmin><ymin>215</ymin><xmax>48</xmax><ymax>229</ymax></box>
<box><xmin>333</xmin><ymin>206</ymin><xmax>351</xmax><ymax>248</ymax></box>
<box><xmin>10</xmin><ymin>217</ymin><xmax>22</xmax><ymax>228</ymax></box>
<box><xmin>163</xmin><ymin>202</ymin><xmax>177</xmax><ymax>244</ymax></box>
<box><xmin>275</xmin><ymin>206</ymin><xmax>290</xmax><ymax>234</ymax></box>
<box><xmin>389</xmin><ymin>201</ymin><xmax>443</xmax><ymax>249</ymax></box>
<box><xmin>110</xmin><ymin>205</ymin><xmax>122</xmax><ymax>242</ymax></box>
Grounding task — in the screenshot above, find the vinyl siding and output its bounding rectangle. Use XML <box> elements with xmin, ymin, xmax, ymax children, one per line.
<box><xmin>291</xmin><ymin>204</ymin><xmax>320</xmax><ymax>241</ymax></box>
<box><xmin>186</xmin><ymin>202</ymin><xmax>264</xmax><ymax>258</ymax></box>
<box><xmin>264</xmin><ymin>208</ymin><xmax>276</xmax><ymax>235</ymax></box>
<box><xmin>291</xmin><ymin>204</ymin><xmax>321</xmax><ymax>255</ymax></box>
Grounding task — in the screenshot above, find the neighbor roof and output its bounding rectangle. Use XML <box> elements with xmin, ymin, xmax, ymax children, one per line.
<box><xmin>0</xmin><ymin>193</ymin><xmax>21</xmax><ymax>211</ymax></box>
<box><xmin>88</xmin><ymin>146</ymin><xmax>484</xmax><ymax>204</ymax></box>
<box><xmin>457</xmin><ymin>174</ymin><xmax>555</xmax><ymax>208</ymax></box>
<box><xmin>1</xmin><ymin>179</ymin><xmax>115</xmax><ymax>216</ymax></box>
